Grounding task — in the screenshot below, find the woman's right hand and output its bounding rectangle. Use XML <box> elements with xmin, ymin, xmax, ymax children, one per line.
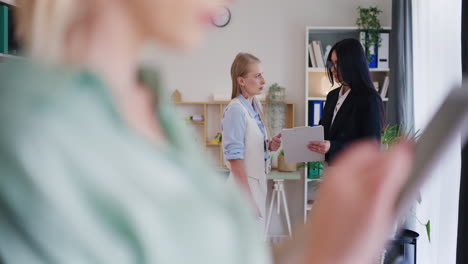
<box><xmin>308</xmin><ymin>140</ymin><xmax>330</xmax><ymax>154</ymax></box>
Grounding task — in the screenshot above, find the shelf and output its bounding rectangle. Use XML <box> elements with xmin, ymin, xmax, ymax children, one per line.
<box><xmin>190</xmin><ymin>120</ymin><xmax>205</xmax><ymax>124</ymax></box>
<box><xmin>307</xmin><ymin>178</ymin><xmax>322</xmax><ymax>182</ymax></box>
<box><xmin>308</xmin><ymin>67</ymin><xmax>390</xmax><ymax>73</ymax></box>
<box><xmin>307</xmin><ymin>97</ymin><xmax>326</xmax><ymax>101</ymax></box>
<box><xmin>370</xmin><ymin>68</ymin><xmax>390</xmax><ymax>72</ymax></box>
<box><xmin>307</xmin><ymin>68</ymin><xmax>327</xmax><ymax>72</ymax></box>
<box><xmin>0</xmin><ymin>0</ymin><xmax>16</xmax><ymax>6</ymax></box>
<box><xmin>206</xmin><ymin>142</ymin><xmax>222</xmax><ymax>146</ymax></box>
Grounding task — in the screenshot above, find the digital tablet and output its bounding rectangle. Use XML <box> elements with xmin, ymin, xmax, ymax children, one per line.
<box><xmin>395</xmin><ymin>84</ymin><xmax>468</xmax><ymax>219</ymax></box>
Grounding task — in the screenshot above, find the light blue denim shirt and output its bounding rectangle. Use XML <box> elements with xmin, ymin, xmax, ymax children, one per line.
<box><xmin>222</xmin><ymin>95</ymin><xmax>267</xmax><ymax>160</ymax></box>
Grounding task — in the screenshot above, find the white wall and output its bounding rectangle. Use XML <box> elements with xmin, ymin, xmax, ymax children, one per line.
<box><xmin>412</xmin><ymin>0</ymin><xmax>462</xmax><ymax>263</ymax></box>
<box><xmin>143</xmin><ymin>0</ymin><xmax>392</xmax><ymax>236</ymax></box>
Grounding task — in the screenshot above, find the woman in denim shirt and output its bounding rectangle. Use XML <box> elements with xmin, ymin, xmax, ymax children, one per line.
<box><xmin>222</xmin><ymin>53</ymin><xmax>282</xmax><ymax>230</ymax></box>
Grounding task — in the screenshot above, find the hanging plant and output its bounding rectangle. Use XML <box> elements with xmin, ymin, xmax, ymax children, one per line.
<box><xmin>356</xmin><ymin>6</ymin><xmax>383</xmax><ymax>63</ymax></box>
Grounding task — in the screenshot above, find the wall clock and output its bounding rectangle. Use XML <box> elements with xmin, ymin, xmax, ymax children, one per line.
<box><xmin>211</xmin><ymin>7</ymin><xmax>231</xmax><ymax>28</ymax></box>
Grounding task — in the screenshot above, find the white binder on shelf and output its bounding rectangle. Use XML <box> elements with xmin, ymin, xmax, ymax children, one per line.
<box><xmin>312</xmin><ymin>41</ymin><xmax>325</xmax><ymax>68</ymax></box>
<box><xmin>311</xmin><ymin>101</ymin><xmax>323</xmax><ymax>126</ymax></box>
<box><xmin>282</xmin><ymin>126</ymin><xmax>325</xmax><ymax>163</ymax></box>
<box><xmin>378</xmin><ymin>33</ymin><xmax>390</xmax><ymax>69</ymax></box>
<box><xmin>309</xmin><ymin>43</ymin><xmax>317</xmax><ymax>68</ymax></box>
<box><xmin>380</xmin><ymin>76</ymin><xmax>390</xmax><ymax>98</ymax></box>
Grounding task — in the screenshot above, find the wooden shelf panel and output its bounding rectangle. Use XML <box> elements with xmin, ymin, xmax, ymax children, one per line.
<box><xmin>190</xmin><ymin>121</ymin><xmax>205</xmax><ymax>124</ymax></box>
<box><xmin>206</xmin><ymin>142</ymin><xmax>222</xmax><ymax>146</ymax></box>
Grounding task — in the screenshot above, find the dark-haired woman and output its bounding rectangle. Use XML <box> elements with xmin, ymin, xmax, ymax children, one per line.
<box><xmin>308</xmin><ymin>38</ymin><xmax>384</xmax><ymax>164</ymax></box>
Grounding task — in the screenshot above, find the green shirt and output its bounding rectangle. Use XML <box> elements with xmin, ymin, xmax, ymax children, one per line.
<box><xmin>0</xmin><ymin>60</ymin><xmax>270</xmax><ymax>264</ymax></box>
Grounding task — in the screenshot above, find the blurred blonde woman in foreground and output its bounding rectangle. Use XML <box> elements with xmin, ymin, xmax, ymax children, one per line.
<box><xmin>0</xmin><ymin>0</ymin><xmax>413</xmax><ymax>263</ymax></box>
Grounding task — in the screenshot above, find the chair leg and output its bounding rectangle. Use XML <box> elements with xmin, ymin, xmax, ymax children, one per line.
<box><xmin>265</xmin><ymin>189</ymin><xmax>277</xmax><ymax>241</ymax></box>
<box><xmin>280</xmin><ymin>184</ymin><xmax>292</xmax><ymax>237</ymax></box>
<box><xmin>276</xmin><ymin>183</ymin><xmax>281</xmax><ymax>215</ymax></box>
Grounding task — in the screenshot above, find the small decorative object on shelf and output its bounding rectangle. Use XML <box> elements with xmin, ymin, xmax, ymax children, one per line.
<box><xmin>210</xmin><ymin>132</ymin><xmax>222</xmax><ymax>144</ymax></box>
<box><xmin>308</xmin><ymin>161</ymin><xmax>324</xmax><ymax>179</ymax></box>
<box><xmin>171</xmin><ymin>89</ymin><xmax>181</xmax><ymax>103</ymax></box>
<box><xmin>191</xmin><ymin>114</ymin><xmax>204</xmax><ymax>121</ymax></box>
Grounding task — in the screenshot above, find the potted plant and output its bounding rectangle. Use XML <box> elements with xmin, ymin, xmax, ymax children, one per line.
<box><xmin>267</xmin><ymin>83</ymin><xmax>286</xmax><ymax>103</ymax></box>
<box><xmin>381</xmin><ymin>124</ymin><xmax>431</xmax><ymax>242</ymax></box>
<box><xmin>356</xmin><ymin>6</ymin><xmax>383</xmax><ymax>64</ymax></box>
<box><xmin>277</xmin><ymin>149</ymin><xmax>297</xmax><ymax>172</ymax></box>
<box><xmin>381</xmin><ymin>124</ymin><xmax>421</xmax><ymax>149</ymax></box>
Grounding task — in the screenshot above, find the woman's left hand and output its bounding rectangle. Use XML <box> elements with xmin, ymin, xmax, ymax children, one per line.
<box><xmin>308</xmin><ymin>140</ymin><xmax>330</xmax><ymax>154</ymax></box>
<box><xmin>269</xmin><ymin>133</ymin><xmax>282</xmax><ymax>151</ymax></box>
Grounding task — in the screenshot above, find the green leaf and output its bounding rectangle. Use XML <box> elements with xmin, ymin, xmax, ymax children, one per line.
<box><xmin>381</xmin><ymin>124</ymin><xmax>420</xmax><ymax>148</ymax></box>
<box><xmin>426</xmin><ymin>220</ymin><xmax>431</xmax><ymax>243</ymax></box>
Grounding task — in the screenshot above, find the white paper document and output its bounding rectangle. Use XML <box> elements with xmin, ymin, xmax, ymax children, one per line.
<box><xmin>281</xmin><ymin>126</ymin><xmax>325</xmax><ymax>163</ymax></box>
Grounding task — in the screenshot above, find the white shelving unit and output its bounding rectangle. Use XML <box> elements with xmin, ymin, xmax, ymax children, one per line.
<box><xmin>304</xmin><ymin>26</ymin><xmax>391</xmax><ymax>222</ymax></box>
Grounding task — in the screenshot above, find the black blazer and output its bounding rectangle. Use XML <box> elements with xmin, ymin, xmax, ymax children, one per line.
<box><xmin>319</xmin><ymin>87</ymin><xmax>383</xmax><ymax>163</ymax></box>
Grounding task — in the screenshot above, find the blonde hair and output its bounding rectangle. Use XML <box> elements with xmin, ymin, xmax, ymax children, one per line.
<box><xmin>230</xmin><ymin>52</ymin><xmax>261</xmax><ymax>99</ymax></box>
<box><xmin>229</xmin><ymin>53</ymin><xmax>269</xmax><ymax>137</ymax></box>
<box><xmin>16</xmin><ymin>0</ymin><xmax>84</xmax><ymax>63</ymax></box>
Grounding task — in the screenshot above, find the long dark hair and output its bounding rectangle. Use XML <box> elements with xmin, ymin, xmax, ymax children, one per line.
<box><xmin>326</xmin><ymin>38</ymin><xmax>385</xmax><ymax>127</ymax></box>
<box><xmin>326</xmin><ymin>38</ymin><xmax>378</xmax><ymax>96</ymax></box>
